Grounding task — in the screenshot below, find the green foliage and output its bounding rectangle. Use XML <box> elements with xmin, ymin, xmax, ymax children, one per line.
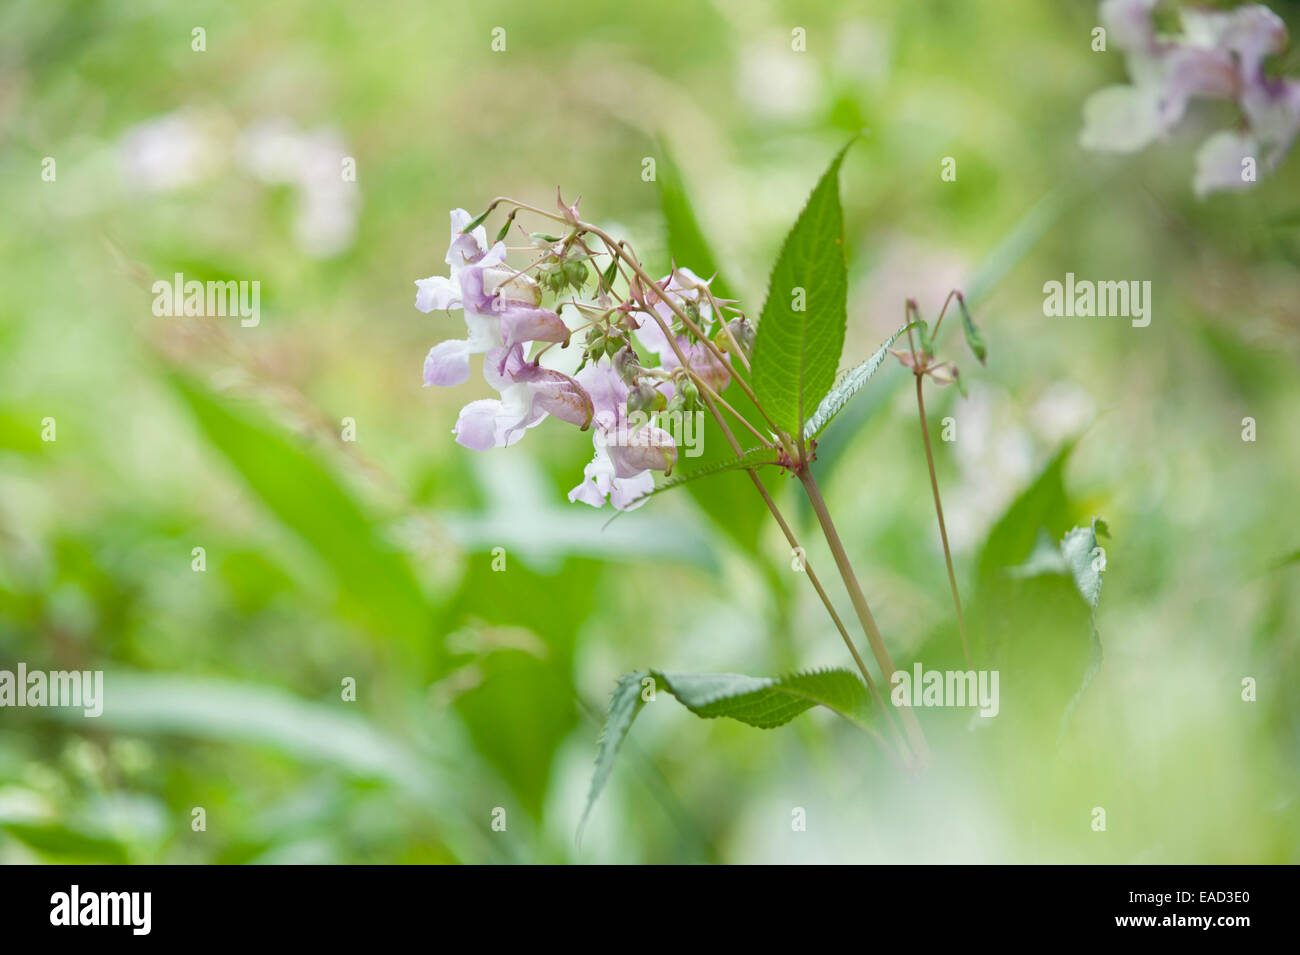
<box><xmin>626</xmin><ymin>445</ymin><xmax>782</xmax><ymax>509</ymax></box>
<box><xmin>750</xmin><ymin>145</ymin><xmax>851</xmax><ymax>439</ymax></box>
<box><xmin>1047</xmin><ymin>519</ymin><xmax>1109</xmax><ymax>737</ymax></box>
<box><xmin>655</xmin><ymin>142</ymin><xmax>734</xmax><ymax>301</ymax></box>
<box><xmin>957</xmin><ymin>295</ymin><xmax>987</xmax><ymax>365</ymax></box>
<box><xmin>169</xmin><ymin>374</ymin><xmax>438</xmax><ymax>672</ymax></box>
<box><xmin>655</xmin><ymin>141</ymin><xmax>770</xmax><ymax>553</ymax></box>
<box><xmin>580</xmin><ymin>667</ymin><xmax>872</xmax><ymax>837</ymax></box>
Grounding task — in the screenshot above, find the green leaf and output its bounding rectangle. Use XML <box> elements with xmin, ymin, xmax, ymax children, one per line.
<box><xmin>957</xmin><ymin>295</ymin><xmax>986</xmax><ymax>365</ymax></box>
<box><xmin>168</xmin><ymin>374</ymin><xmax>438</xmax><ymax>671</ymax></box>
<box><xmin>624</xmin><ymin>445</ymin><xmax>782</xmax><ymax>510</ymax></box>
<box><xmin>579</xmin><ymin>667</ymin><xmax>871</xmax><ymax>839</ymax></box>
<box><xmin>751</xmin><ymin>144</ymin><xmax>852</xmax><ymax>439</ymax></box>
<box><xmin>0</xmin><ymin>823</ymin><xmax>129</xmax><ymax>863</ymax></box>
<box><xmin>655</xmin><ymin>140</ymin><xmax>768</xmax><ymax>553</ymax></box>
<box><xmin>1004</xmin><ymin>516</ymin><xmax>1109</xmax><ymax>739</ymax></box>
<box><xmin>802</xmin><ymin>323</ymin><xmax>909</xmax><ymax>441</ymax></box>
<box><xmin>1060</xmin><ymin>518</ymin><xmax>1108</xmax><ymax>611</ymax></box>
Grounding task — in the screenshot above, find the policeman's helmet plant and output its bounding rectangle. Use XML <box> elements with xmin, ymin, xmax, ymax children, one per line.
<box><xmin>412</xmin><ymin>139</ymin><xmax>1100</xmax><ymax>837</ymax></box>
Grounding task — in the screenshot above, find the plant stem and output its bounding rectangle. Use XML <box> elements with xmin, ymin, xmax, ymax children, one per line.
<box><xmin>738</xmin><ymin>464</ymin><xmax>908</xmax><ymax>758</ymax></box>
<box><xmin>914</xmin><ymin>375</ymin><xmax>972</xmax><ymax>668</ymax></box>
<box><xmin>489</xmin><ymin>199</ymin><xmax>913</xmax><ymax>761</ymax></box>
<box><xmin>797</xmin><ymin>467</ymin><xmax>930</xmax><ymax>765</ymax></box>
<box><xmin>687</xmin><ymin>371</ymin><xmax>773</xmax><ymax>449</ymax></box>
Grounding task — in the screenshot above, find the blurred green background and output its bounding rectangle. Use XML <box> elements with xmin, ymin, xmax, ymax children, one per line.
<box><xmin>1</xmin><ymin>0</ymin><xmax>1297</xmax><ymax>863</ymax></box>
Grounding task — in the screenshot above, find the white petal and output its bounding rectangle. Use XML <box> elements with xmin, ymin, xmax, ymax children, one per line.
<box><xmin>1193</xmin><ymin>131</ymin><xmax>1260</xmax><ymax>198</ymax></box>
<box><xmin>414</xmin><ymin>275</ymin><xmax>460</xmax><ymax>313</ymax></box>
<box><xmin>1079</xmin><ymin>84</ymin><xmax>1166</xmax><ymax>153</ymax></box>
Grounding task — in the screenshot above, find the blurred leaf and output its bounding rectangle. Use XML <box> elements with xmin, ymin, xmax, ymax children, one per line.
<box><xmin>442</xmin><ymin>558</ymin><xmax>591</xmax><ymax>821</ymax></box>
<box><xmin>655</xmin><ymin>141</ymin><xmax>734</xmax><ymax>300</ymax></box>
<box><xmin>47</xmin><ymin>671</ymin><xmax>437</xmax><ymax>793</ymax></box>
<box><xmin>168</xmin><ymin>374</ymin><xmax>438</xmax><ymax>671</ymax></box>
<box><xmin>957</xmin><ymin>294</ymin><xmax>986</xmax><ymax>365</ymax></box>
<box><xmin>441</xmin><ymin>454</ymin><xmax>719</xmax><ymax>573</ymax></box>
<box><xmin>0</xmin><ymin>822</ymin><xmax>129</xmax><ymax>863</ymax></box>
<box><xmin>579</xmin><ymin>667</ymin><xmax>871</xmax><ymax>838</ymax></box>
<box><xmin>976</xmin><ymin>441</ymin><xmax>1076</xmax><ymax>589</ymax></box>
<box><xmin>751</xmin><ymin>144</ymin><xmax>851</xmax><ymax>439</ymax></box>
<box><xmin>655</xmin><ymin>141</ymin><xmax>769</xmax><ymax>554</ymax></box>
<box><xmin>803</xmin><ymin>322</ymin><xmax>909</xmax><ymax>441</ymax></box>
<box><xmin>0</xmin><ymin>409</ymin><xmax>46</xmax><ymax>454</ymax></box>
<box><xmin>970</xmin><ymin>447</ymin><xmax>1111</xmax><ymax>738</ymax></box>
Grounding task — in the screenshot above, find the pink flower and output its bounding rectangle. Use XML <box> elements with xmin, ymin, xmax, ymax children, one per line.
<box><xmin>630</xmin><ymin>267</ymin><xmax>732</xmax><ymax>394</ymax></box>
<box><xmin>419</xmin><ymin>209</ymin><xmax>571</xmax><ymax>389</ymax></box>
<box><xmin>453</xmin><ymin>344</ymin><xmax>593</xmax><ymax>451</ymax></box>
<box><xmin>1082</xmin><ymin>2</ymin><xmax>1300</xmax><ymax>196</ymax></box>
<box><xmin>567</xmin><ymin>360</ymin><xmax>677</xmax><ymax>510</ymax></box>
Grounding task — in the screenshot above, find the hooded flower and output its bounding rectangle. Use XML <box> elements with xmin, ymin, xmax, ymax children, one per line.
<box><xmin>568</xmin><ymin>360</ymin><xmax>677</xmax><ymax>510</ymax></box>
<box><xmin>419</xmin><ymin>207</ymin><xmax>574</xmax><ymax>447</ymax></box>
<box><xmin>453</xmin><ymin>343</ymin><xmax>593</xmax><ymax>450</ymax></box>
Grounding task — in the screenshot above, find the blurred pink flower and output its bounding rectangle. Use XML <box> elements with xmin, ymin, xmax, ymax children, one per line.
<box><xmin>568</xmin><ymin>360</ymin><xmax>676</xmax><ymax>511</ymax></box>
<box><xmin>1081</xmin><ymin>2</ymin><xmax>1300</xmax><ymax>196</ymax></box>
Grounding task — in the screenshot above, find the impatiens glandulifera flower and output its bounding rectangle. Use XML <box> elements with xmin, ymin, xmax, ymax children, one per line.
<box><xmin>1081</xmin><ymin>1</ymin><xmax>1300</xmax><ymax>197</ymax></box>
<box><xmin>453</xmin><ymin>343</ymin><xmax>592</xmax><ymax>450</ymax></box>
<box><xmin>630</xmin><ymin>266</ymin><xmax>732</xmax><ymax>394</ymax></box>
<box><xmin>420</xmin><ymin>208</ymin><xmax>575</xmax><ymax>447</ymax></box>
<box><xmin>568</xmin><ymin>359</ymin><xmax>677</xmax><ymax>511</ymax></box>
<box><xmin>414</xmin><ymin>208</ymin><xmax>502</xmax><ymax>314</ymax></box>
<box><xmin>413</xmin><ymin>204</ymin><xmax>738</xmax><ymax>508</ymax></box>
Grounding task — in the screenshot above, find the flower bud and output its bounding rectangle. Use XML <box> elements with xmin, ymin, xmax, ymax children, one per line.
<box><xmin>613</xmin><ymin>345</ymin><xmax>641</xmax><ymax>384</ymax></box>
<box><xmin>723</xmin><ymin>317</ymin><xmax>755</xmax><ymax>358</ymax></box>
<box><xmin>562</xmin><ymin>259</ymin><xmax>589</xmax><ymax>291</ymax></box>
<box><xmin>626</xmin><ymin>381</ymin><xmax>659</xmax><ymax>416</ymax></box>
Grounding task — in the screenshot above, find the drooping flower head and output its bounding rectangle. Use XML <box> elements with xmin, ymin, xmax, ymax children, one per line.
<box><xmin>416</xmin><ymin>202</ymin><xmax>726</xmax><ymax>508</ymax></box>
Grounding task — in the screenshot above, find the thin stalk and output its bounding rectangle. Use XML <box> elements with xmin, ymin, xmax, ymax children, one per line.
<box><xmin>798</xmin><ymin>467</ymin><xmax>930</xmax><ymax>764</ymax></box>
<box><xmin>636</xmin><ymin>290</ymin><xmax>907</xmax><ymax>760</ymax></box>
<box><xmin>487</xmin><ymin>200</ymin><xmax>911</xmax><ymax>760</ymax></box>
<box><xmin>914</xmin><ymin>375</ymin><xmax>972</xmax><ymax>668</ymax></box>
<box><xmin>687</xmin><ymin>371</ymin><xmax>773</xmax><ymax>449</ymax></box>
<box><xmin>743</xmin><ymin>466</ymin><xmax>909</xmax><ymax>761</ymax></box>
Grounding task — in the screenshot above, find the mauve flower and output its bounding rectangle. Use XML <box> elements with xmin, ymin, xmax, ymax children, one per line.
<box><xmin>415</xmin><ymin>209</ymin><xmax>504</xmax><ymax>314</ymax></box>
<box><xmin>453</xmin><ymin>344</ymin><xmax>592</xmax><ymax>450</ymax></box>
<box><xmin>630</xmin><ymin>267</ymin><xmax>732</xmax><ymax>394</ymax></box>
<box><xmin>1082</xmin><ymin>2</ymin><xmax>1300</xmax><ymax>196</ymax></box>
<box><xmin>1081</xmin><ymin>1</ymin><xmax>1238</xmax><ymax>153</ymax></box>
<box><xmin>568</xmin><ymin>360</ymin><xmax>676</xmax><ymax>510</ymax></box>
<box><xmin>420</xmin><ymin>210</ymin><xmax>570</xmax><ymax>388</ymax></box>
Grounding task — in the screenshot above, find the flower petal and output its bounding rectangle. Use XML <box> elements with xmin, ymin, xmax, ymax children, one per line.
<box><xmin>423</xmin><ymin>339</ymin><xmax>472</xmax><ymax>387</ymax></box>
<box><xmin>1193</xmin><ymin>130</ymin><xmax>1260</xmax><ymax>198</ymax></box>
<box><xmin>453</xmin><ymin>398</ymin><xmax>506</xmax><ymax>450</ymax></box>
<box><xmin>1079</xmin><ymin>84</ymin><xmax>1166</xmax><ymax>153</ymax></box>
<box><xmin>414</xmin><ymin>275</ymin><xmax>461</xmax><ymax>313</ymax></box>
<box><xmin>609</xmin><ymin>471</ymin><xmax>655</xmax><ymax>511</ymax></box>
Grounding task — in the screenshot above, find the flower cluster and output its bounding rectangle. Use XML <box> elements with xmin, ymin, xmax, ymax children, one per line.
<box><xmin>1080</xmin><ymin>1</ymin><xmax>1300</xmax><ymax>196</ymax></box>
<box><xmin>416</xmin><ymin>201</ymin><xmax>747</xmax><ymax>510</ymax></box>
